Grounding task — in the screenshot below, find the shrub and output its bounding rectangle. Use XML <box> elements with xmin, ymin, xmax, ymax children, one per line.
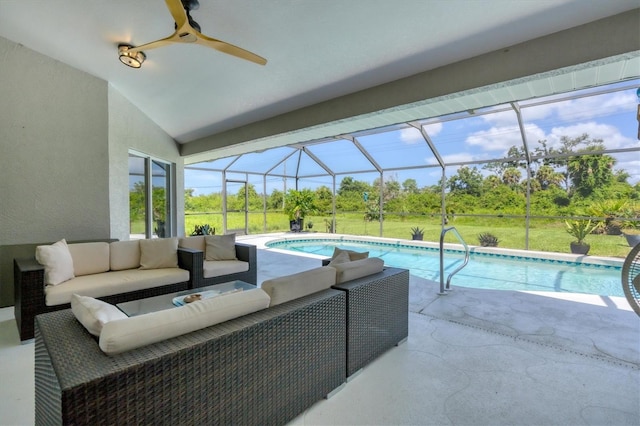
<box><xmin>478</xmin><ymin>232</ymin><xmax>499</xmax><ymax>247</ymax></box>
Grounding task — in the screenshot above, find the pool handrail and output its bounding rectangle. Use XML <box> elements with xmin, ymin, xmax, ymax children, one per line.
<box><xmin>439</xmin><ymin>226</ymin><xmax>470</xmax><ymax>295</ymax></box>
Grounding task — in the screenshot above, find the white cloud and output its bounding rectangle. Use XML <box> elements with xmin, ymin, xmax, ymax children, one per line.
<box><xmin>548</xmin><ymin>122</ymin><xmax>637</xmax><ymax>150</ymax></box>
<box><xmin>399</xmin><ymin>127</ymin><xmax>423</xmax><ymax>144</ymax></box>
<box><xmin>465</xmin><ymin>125</ymin><xmax>524</xmax><ymax>152</ymax></box>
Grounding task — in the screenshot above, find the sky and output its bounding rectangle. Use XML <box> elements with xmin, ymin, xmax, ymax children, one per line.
<box><xmin>185</xmin><ymin>80</ymin><xmax>640</xmax><ymax>196</ymax></box>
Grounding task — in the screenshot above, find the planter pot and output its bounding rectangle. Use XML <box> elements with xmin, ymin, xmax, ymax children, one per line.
<box><xmin>289</xmin><ymin>219</ymin><xmax>304</xmax><ymax>232</ymax></box>
<box><xmin>411</xmin><ymin>235</ymin><xmax>423</xmax><ymax>241</ymax></box>
<box><xmin>570</xmin><ymin>242</ymin><xmax>590</xmax><ymax>255</ymax></box>
<box><xmin>623</xmin><ymin>233</ymin><xmax>640</xmax><ymax>247</ymax></box>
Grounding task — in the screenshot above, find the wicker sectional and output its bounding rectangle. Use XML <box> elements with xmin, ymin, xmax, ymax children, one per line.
<box><xmin>34</xmin><ymin>266</ymin><xmax>409</xmax><ymax>425</ymax></box>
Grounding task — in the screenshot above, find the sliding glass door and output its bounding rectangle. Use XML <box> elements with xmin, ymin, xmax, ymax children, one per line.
<box><xmin>129</xmin><ymin>152</ymin><xmax>174</xmax><ymax>239</ymax></box>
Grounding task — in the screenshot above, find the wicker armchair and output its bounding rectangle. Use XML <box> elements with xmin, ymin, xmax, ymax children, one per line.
<box><xmin>621</xmin><ymin>243</ymin><xmax>640</xmax><ymax>317</ymax></box>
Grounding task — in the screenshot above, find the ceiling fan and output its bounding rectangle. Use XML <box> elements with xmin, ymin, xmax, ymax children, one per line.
<box><xmin>118</xmin><ymin>0</ymin><xmax>267</xmax><ymax>68</ymax></box>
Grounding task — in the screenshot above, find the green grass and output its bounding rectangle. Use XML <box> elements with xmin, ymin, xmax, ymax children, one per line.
<box><xmin>182</xmin><ymin>211</ymin><xmax>632</xmax><ymax>258</ymax></box>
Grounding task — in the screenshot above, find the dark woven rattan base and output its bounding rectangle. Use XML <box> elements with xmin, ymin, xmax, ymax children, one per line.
<box><xmin>333</xmin><ymin>267</ymin><xmax>409</xmax><ymax>376</ymax></box>
<box><xmin>35</xmin><ymin>289</ymin><xmax>346</xmax><ymax>426</ymax></box>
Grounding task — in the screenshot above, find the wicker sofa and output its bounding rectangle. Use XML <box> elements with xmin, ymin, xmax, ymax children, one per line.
<box><xmin>34</xmin><ymin>263</ymin><xmax>409</xmax><ymax>425</ymax></box>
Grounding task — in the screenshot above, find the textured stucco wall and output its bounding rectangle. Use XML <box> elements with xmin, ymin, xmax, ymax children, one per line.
<box><xmin>0</xmin><ymin>37</ymin><xmax>110</xmax><ymax>244</ymax></box>
<box><xmin>108</xmin><ymin>88</ymin><xmax>184</xmax><ymax>241</ymax></box>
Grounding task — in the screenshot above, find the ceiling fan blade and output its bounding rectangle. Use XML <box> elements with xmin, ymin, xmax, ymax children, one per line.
<box><xmin>195</xmin><ymin>33</ymin><xmax>267</xmax><ymax>65</ymax></box>
<box><xmin>128</xmin><ymin>33</ymin><xmax>180</xmax><ymax>53</ymax></box>
<box><xmin>164</xmin><ymin>0</ymin><xmax>188</xmax><ymax>28</ymax></box>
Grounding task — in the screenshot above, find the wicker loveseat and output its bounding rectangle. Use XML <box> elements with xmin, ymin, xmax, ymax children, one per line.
<box><xmin>34</xmin><ymin>262</ymin><xmax>409</xmax><ymax>425</ymax></box>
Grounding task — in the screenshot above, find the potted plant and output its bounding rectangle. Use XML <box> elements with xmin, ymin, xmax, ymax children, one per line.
<box><xmin>621</xmin><ymin>228</ymin><xmax>640</xmax><ymax>247</ymax></box>
<box><xmin>565</xmin><ymin>219</ymin><xmax>597</xmax><ymax>255</ymax></box>
<box><xmin>284</xmin><ymin>189</ymin><xmax>317</xmax><ymax>232</ymax></box>
<box><xmin>478</xmin><ymin>232</ymin><xmax>499</xmax><ymax>247</ymax></box>
<box><xmin>410</xmin><ymin>227</ymin><xmax>424</xmax><ymax>241</ymax></box>
<box><xmin>191</xmin><ymin>224</ymin><xmax>214</xmax><ymax>236</ymax></box>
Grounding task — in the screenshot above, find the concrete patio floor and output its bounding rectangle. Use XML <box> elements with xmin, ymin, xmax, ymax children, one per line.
<box><xmin>0</xmin><ymin>234</ymin><xmax>638</xmax><ymax>425</ymax></box>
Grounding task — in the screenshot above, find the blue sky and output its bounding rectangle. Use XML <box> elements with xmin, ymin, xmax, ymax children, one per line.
<box><xmin>186</xmin><ymin>81</ymin><xmax>640</xmax><ymax>196</ymax></box>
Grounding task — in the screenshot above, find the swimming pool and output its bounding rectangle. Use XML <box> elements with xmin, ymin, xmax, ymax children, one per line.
<box><xmin>266</xmin><ymin>237</ymin><xmax>624</xmax><ymax>297</ymax></box>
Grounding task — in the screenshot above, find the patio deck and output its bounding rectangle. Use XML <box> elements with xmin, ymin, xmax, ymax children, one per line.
<box><xmin>0</xmin><ymin>234</ymin><xmax>638</xmax><ymax>425</ymax></box>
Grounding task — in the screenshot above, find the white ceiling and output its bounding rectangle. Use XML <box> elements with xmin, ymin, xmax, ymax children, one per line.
<box><xmin>0</xmin><ymin>0</ymin><xmax>638</xmax><ymax>160</ymax></box>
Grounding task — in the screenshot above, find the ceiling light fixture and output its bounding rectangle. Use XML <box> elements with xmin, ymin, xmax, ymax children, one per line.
<box><xmin>118</xmin><ymin>44</ymin><xmax>146</xmax><ymax>68</ymax></box>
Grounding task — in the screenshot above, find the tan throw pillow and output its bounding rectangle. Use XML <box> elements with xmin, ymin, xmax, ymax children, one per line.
<box><xmin>205</xmin><ymin>234</ymin><xmax>237</xmax><ymax>261</ymax></box>
<box><xmin>139</xmin><ymin>238</ymin><xmax>179</xmax><ymax>269</ymax></box>
<box><xmin>328</xmin><ymin>250</ymin><xmax>351</xmax><ymax>266</ymax></box>
<box><xmin>71</xmin><ymin>294</ymin><xmax>127</xmax><ymax>337</ymax></box>
<box><xmin>332</xmin><ymin>247</ymin><xmax>369</xmax><ymax>261</ymax></box>
<box><xmin>35</xmin><ymin>239</ymin><xmax>75</xmax><ymax>285</ymax></box>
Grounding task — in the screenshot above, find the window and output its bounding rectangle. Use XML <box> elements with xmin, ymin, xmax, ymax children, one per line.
<box><xmin>129</xmin><ymin>152</ymin><xmax>174</xmax><ymax>239</ymax></box>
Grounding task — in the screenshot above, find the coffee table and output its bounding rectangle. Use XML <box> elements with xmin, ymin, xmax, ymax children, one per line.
<box><xmin>117</xmin><ymin>280</ymin><xmax>256</xmax><ymax>317</ymax></box>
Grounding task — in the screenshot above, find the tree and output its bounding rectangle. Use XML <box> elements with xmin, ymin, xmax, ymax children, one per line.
<box><xmin>402</xmin><ymin>178</ymin><xmax>419</xmax><ymax>194</ymax></box>
<box><xmin>338</xmin><ymin>176</ymin><xmax>370</xmax><ymax>196</ymax></box>
<box><xmin>534</xmin><ymin>164</ymin><xmax>563</xmax><ymax>190</ymax></box>
<box><xmin>502</xmin><ymin>167</ymin><xmax>522</xmax><ymax>189</ymax></box>
<box><xmin>447</xmin><ymin>166</ymin><xmax>483</xmax><ymax>196</ymax></box>
<box><xmin>567</xmin><ymin>142</ymin><xmax>615</xmax><ymax>197</ymax></box>
<box><xmin>314</xmin><ymin>185</ymin><xmax>333</xmax><ymax>214</ymax></box>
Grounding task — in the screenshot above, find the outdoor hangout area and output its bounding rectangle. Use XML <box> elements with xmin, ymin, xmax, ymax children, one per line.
<box><xmin>1</xmin><ymin>234</ymin><xmax>639</xmax><ymax>425</ymax></box>
<box><xmin>1</xmin><ymin>2</ymin><xmax>639</xmax><ymax>425</ymax></box>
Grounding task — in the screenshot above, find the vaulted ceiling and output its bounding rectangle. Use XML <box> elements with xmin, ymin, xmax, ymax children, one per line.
<box><xmin>0</xmin><ymin>1</ymin><xmax>638</xmax><ymax>163</ymax></box>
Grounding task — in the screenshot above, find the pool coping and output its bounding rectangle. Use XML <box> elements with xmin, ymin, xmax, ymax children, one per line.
<box><xmin>262</xmin><ymin>233</ymin><xmax>624</xmax><ymax>269</ymax></box>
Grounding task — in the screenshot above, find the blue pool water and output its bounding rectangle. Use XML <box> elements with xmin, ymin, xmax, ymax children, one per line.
<box><xmin>266</xmin><ymin>238</ymin><xmax>623</xmax><ymax>297</ymax></box>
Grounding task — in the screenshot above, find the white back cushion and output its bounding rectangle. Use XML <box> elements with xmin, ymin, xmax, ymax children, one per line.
<box><xmin>205</xmin><ymin>234</ymin><xmax>237</xmax><ymax>260</ymax></box>
<box><xmin>178</xmin><ymin>236</ymin><xmax>205</xmax><ymax>252</ymax></box>
<box><xmin>261</xmin><ymin>266</ymin><xmax>336</xmax><ymax>307</ymax></box>
<box><xmin>110</xmin><ymin>240</ymin><xmax>141</xmax><ymax>271</ymax></box>
<box><xmin>35</xmin><ymin>239</ymin><xmax>75</xmax><ymax>285</ymax></box>
<box><xmin>331</xmin><ymin>257</ymin><xmax>384</xmax><ymax>284</ymax></box>
<box><xmin>68</xmin><ymin>242</ymin><xmax>110</xmax><ymax>276</ymax></box>
<box><xmin>139</xmin><ymin>238</ymin><xmax>178</xmax><ymax>269</ymax></box>
<box><xmin>99</xmin><ymin>288</ymin><xmax>270</xmax><ymax>355</ymax></box>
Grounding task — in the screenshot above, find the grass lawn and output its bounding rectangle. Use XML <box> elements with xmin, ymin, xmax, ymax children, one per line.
<box><xmin>182</xmin><ymin>212</ymin><xmax>632</xmax><ymax>259</ymax></box>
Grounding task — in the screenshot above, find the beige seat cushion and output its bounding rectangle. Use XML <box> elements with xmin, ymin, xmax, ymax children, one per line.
<box><xmin>35</xmin><ymin>239</ymin><xmax>75</xmax><ymax>285</ymax></box>
<box><xmin>45</xmin><ymin>268</ymin><xmax>190</xmax><ymax>306</ymax></box>
<box><xmin>99</xmin><ymin>288</ymin><xmax>270</xmax><ymax>355</ymax></box>
<box><xmin>261</xmin><ymin>266</ymin><xmax>336</xmax><ymax>307</ymax></box>
<box><xmin>110</xmin><ymin>240</ymin><xmax>141</xmax><ymax>271</ymax></box>
<box><xmin>68</xmin><ymin>242</ymin><xmax>110</xmax><ymax>276</ymax></box>
<box><xmin>178</xmin><ymin>236</ymin><xmax>205</xmax><ymax>252</ymax></box>
<box><xmin>331</xmin><ymin>257</ymin><xmax>384</xmax><ymax>284</ymax></box>
<box><xmin>203</xmin><ymin>260</ymin><xmax>249</xmax><ymax>278</ymax></box>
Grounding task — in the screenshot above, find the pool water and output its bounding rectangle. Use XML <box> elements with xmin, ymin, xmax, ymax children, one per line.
<box><xmin>267</xmin><ymin>238</ymin><xmax>623</xmax><ymax>297</ymax></box>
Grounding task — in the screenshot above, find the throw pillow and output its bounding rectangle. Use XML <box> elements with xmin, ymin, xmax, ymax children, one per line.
<box><xmin>205</xmin><ymin>234</ymin><xmax>237</xmax><ymax>261</ymax></box>
<box><xmin>139</xmin><ymin>238</ymin><xmax>179</xmax><ymax>269</ymax></box>
<box><xmin>328</xmin><ymin>250</ymin><xmax>351</xmax><ymax>266</ymax></box>
<box><xmin>35</xmin><ymin>239</ymin><xmax>75</xmax><ymax>285</ymax></box>
<box><xmin>70</xmin><ymin>294</ymin><xmax>127</xmax><ymax>337</ymax></box>
<box><xmin>331</xmin><ymin>247</ymin><xmax>369</xmax><ymax>261</ymax></box>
